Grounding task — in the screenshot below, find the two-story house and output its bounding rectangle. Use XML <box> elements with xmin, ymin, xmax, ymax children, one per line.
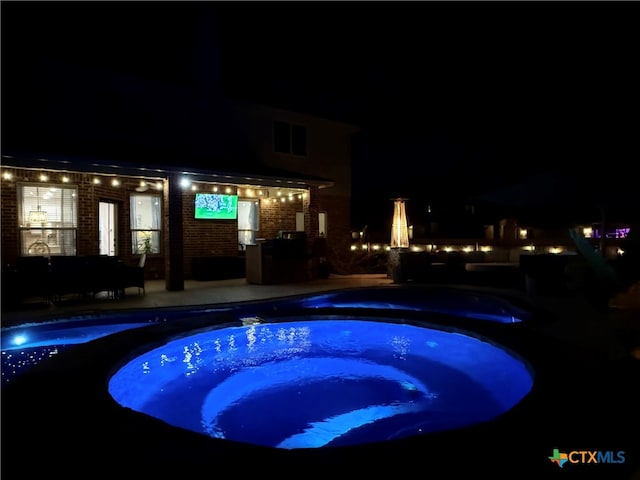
<box><xmin>1</xmin><ymin>5</ymin><xmax>360</xmax><ymax>296</ymax></box>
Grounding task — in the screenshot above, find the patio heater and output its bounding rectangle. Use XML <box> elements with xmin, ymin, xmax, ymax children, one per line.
<box><xmin>388</xmin><ymin>198</ymin><xmax>410</xmax><ymax>282</ymax></box>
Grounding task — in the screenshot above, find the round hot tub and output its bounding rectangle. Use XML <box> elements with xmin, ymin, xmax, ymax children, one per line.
<box><xmin>108</xmin><ymin>318</ymin><xmax>534</xmax><ymax>449</ymax></box>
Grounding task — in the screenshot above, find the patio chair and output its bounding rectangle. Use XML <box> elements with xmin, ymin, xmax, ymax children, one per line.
<box><xmin>120</xmin><ymin>253</ymin><xmax>146</xmax><ymax>296</ymax></box>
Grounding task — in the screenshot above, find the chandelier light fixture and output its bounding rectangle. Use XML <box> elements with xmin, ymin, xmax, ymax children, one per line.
<box><xmin>28</xmin><ymin>187</ymin><xmax>48</xmax><ymax>225</ymax></box>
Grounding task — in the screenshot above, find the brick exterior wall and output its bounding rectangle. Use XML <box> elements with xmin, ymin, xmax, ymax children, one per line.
<box><xmin>224</xmin><ymin>101</ymin><xmax>358</xmax><ymax>267</ymax></box>
<box><xmin>181</xmin><ymin>183</ymin><xmax>322</xmax><ymax>279</ymax></box>
<box><xmin>0</xmin><ymin>169</ymin><xmax>167</xmax><ymax>277</ymax></box>
<box><xmin>1</xmin><ymin>170</ymin><xmax>345</xmax><ymax>281</ymax></box>
<box><xmin>258</xmin><ymin>196</ymin><xmax>304</xmax><ymax>240</ymax></box>
<box><xmin>181</xmin><ymin>186</ymin><xmax>239</xmax><ymax>280</ymax></box>
<box><xmin>1</xmin><ymin>169</ymin><xmax>19</xmax><ymax>265</ymax></box>
<box><xmin>2</xmin><ymin>103</ymin><xmax>357</xmax><ymax>282</ymax></box>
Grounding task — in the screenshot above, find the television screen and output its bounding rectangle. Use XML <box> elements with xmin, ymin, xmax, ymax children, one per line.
<box><xmin>194</xmin><ymin>193</ymin><xmax>238</xmax><ymax>220</ymax></box>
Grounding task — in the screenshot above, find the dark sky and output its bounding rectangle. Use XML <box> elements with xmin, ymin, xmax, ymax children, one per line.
<box><xmin>5</xmin><ymin>1</ymin><xmax>638</xmax><ymax>149</ymax></box>
<box><xmin>216</xmin><ymin>2</ymin><xmax>640</xmax><ymax>153</ymax></box>
<box><xmin>249</xmin><ymin>2</ymin><xmax>638</xmax><ymax>226</ymax></box>
<box><xmin>3</xmin><ymin>1</ymin><xmax>639</xmax><ymax>228</ymax></box>
<box><xmin>212</xmin><ymin>1</ymin><xmax>640</xmax><ymax>227</ymax></box>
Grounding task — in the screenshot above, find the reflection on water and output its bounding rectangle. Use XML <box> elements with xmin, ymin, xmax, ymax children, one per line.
<box><xmin>109</xmin><ymin>319</ymin><xmax>534</xmax><ymax>449</ymax></box>
<box><xmin>2</xmin><ymin>287</ymin><xmax>534</xmax><ymax>384</ymax></box>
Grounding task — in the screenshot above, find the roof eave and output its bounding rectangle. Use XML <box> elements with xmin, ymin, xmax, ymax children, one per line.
<box><xmin>0</xmin><ymin>153</ymin><xmax>334</xmax><ymax>189</ymax></box>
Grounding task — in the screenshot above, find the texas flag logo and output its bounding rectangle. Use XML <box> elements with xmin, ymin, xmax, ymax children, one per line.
<box><xmin>549</xmin><ymin>449</ymin><xmax>569</xmax><ymax>468</ymax></box>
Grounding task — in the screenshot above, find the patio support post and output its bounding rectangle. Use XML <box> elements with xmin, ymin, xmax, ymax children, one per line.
<box><xmin>165</xmin><ymin>174</ymin><xmax>184</xmax><ymax>291</ymax></box>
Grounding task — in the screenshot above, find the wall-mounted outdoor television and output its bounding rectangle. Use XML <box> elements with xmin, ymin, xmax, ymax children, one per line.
<box><xmin>194</xmin><ymin>193</ymin><xmax>238</xmax><ymax>220</ymax></box>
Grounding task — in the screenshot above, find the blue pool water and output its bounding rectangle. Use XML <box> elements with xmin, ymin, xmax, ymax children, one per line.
<box><xmin>108</xmin><ymin>319</ymin><xmax>534</xmax><ymax>449</ymax></box>
<box><xmin>1</xmin><ymin>308</ymin><xmax>230</xmax><ymax>383</ymax></box>
<box><xmin>1</xmin><ymin>287</ymin><xmax>532</xmax><ymax>384</ymax></box>
<box><xmin>298</xmin><ymin>289</ymin><xmax>531</xmax><ymax>324</ymax></box>
<box><xmin>1</xmin><ymin>321</ymin><xmax>150</xmax><ymax>382</ymax></box>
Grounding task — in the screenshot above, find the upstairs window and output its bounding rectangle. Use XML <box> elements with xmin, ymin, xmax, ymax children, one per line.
<box><xmin>274</xmin><ymin>121</ymin><xmax>307</xmax><ymax>156</ymax></box>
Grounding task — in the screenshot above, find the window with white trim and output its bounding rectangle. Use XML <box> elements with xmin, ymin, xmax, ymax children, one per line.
<box><xmin>237</xmin><ymin>199</ymin><xmax>259</xmax><ymax>250</ymax></box>
<box><xmin>18</xmin><ymin>183</ymin><xmax>78</xmax><ymax>256</ymax></box>
<box><xmin>130</xmin><ymin>193</ymin><xmax>162</xmax><ymax>254</ymax></box>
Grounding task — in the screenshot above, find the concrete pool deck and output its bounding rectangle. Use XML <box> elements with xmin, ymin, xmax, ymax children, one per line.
<box><xmin>1</xmin><ymin>274</ymin><xmax>395</xmax><ymax>326</ymax></box>
<box><xmin>2</xmin><ymin>274</ymin><xmax>640</xmax><ymax>479</ymax></box>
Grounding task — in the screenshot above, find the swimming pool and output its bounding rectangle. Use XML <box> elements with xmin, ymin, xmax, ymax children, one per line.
<box><xmin>3</xmin><ymin>285</ymin><xmax>639</xmax><ymax>477</ymax></box>
<box><xmin>108</xmin><ymin>318</ymin><xmax>534</xmax><ymax>449</ymax></box>
<box><xmin>1</xmin><ymin>285</ymin><xmax>533</xmax><ymax>383</ymax></box>
<box><xmin>1</xmin><ymin>308</ymin><xmax>233</xmax><ymax>383</ymax></box>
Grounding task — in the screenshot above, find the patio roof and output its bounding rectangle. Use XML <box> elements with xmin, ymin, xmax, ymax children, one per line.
<box><xmin>0</xmin><ymin>150</ymin><xmax>334</xmax><ymax>189</ymax></box>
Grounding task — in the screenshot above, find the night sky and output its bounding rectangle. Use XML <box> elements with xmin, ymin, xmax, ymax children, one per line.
<box><xmin>3</xmin><ymin>1</ymin><xmax>639</xmax><ymax>229</ymax></box>
<box><xmin>216</xmin><ymin>1</ymin><xmax>640</xmax><ymax>229</ymax></box>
